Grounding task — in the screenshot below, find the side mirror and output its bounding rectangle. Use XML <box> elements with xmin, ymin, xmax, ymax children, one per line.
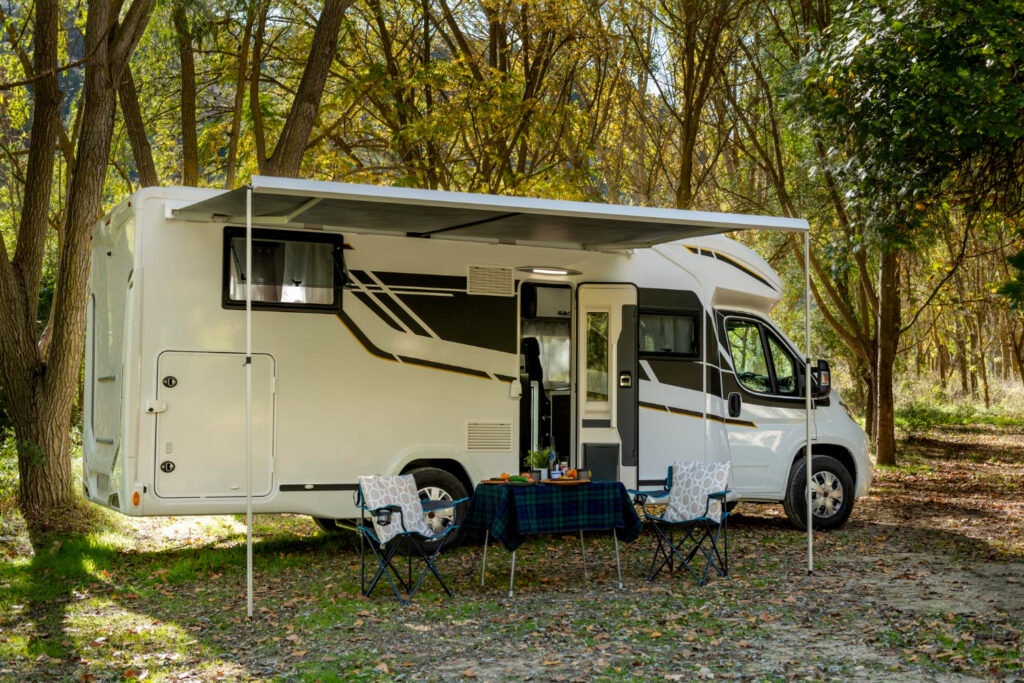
<box><xmin>812</xmin><ymin>359</ymin><xmax>831</xmax><ymax>397</ymax></box>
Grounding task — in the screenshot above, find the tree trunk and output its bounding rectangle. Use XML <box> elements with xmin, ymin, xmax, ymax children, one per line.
<box><xmin>250</xmin><ymin>0</ymin><xmax>268</xmax><ymax>172</ymax></box>
<box><xmin>977</xmin><ymin>311</ymin><xmax>990</xmax><ymax>408</ymax></box>
<box><xmin>875</xmin><ymin>250</ymin><xmax>899</xmax><ymax>466</ymax></box>
<box><xmin>864</xmin><ymin>366</ymin><xmax>876</xmax><ymax>446</ymax></box>
<box><xmin>264</xmin><ymin>0</ymin><xmax>351</xmax><ymax>178</ymax></box>
<box><xmin>224</xmin><ymin>6</ymin><xmax>254</xmax><ymax>189</ymax></box>
<box><xmin>0</xmin><ymin>0</ymin><xmax>154</xmax><ymax>533</ymax></box>
<box><xmin>118</xmin><ymin>63</ymin><xmax>159</xmax><ymax>187</ymax></box>
<box><xmin>14</xmin><ymin>389</ymin><xmax>74</xmax><ymax>524</ymax></box>
<box><xmin>173</xmin><ymin>4</ymin><xmax>198</xmax><ymax>186</ymax></box>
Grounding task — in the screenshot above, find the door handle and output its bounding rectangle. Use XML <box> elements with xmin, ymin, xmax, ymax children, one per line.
<box><xmin>618</xmin><ymin>371</ymin><xmax>632</xmax><ymax>388</ymax></box>
<box><xmin>727</xmin><ymin>392</ymin><xmax>742</xmax><ymax>418</ymax></box>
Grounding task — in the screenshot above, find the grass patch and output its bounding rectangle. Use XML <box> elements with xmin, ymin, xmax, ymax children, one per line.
<box><xmin>895</xmin><ymin>402</ymin><xmax>1024</xmax><ymax>430</ymax></box>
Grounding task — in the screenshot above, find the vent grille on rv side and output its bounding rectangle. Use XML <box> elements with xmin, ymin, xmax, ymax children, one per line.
<box><xmin>467</xmin><ymin>265</ymin><xmax>514</xmax><ymax>296</ymax></box>
<box><xmin>466</xmin><ymin>421</ymin><xmax>513</xmax><ymax>451</ymax></box>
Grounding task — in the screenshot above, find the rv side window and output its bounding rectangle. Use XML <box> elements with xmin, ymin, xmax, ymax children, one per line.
<box><xmin>725</xmin><ymin>318</ymin><xmax>771</xmax><ymax>393</ymax></box>
<box><xmin>223</xmin><ymin>228</ymin><xmax>344</xmax><ymax>311</ymax></box>
<box><xmin>585</xmin><ymin>311</ymin><xmax>609</xmax><ymax>402</ymax></box>
<box><xmin>638</xmin><ymin>312</ymin><xmax>697</xmax><ymax>357</ymax></box>
<box><xmin>766</xmin><ymin>333</ymin><xmax>798</xmax><ymax>396</ymax></box>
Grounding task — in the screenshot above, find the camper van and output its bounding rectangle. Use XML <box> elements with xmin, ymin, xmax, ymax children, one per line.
<box><xmin>83</xmin><ymin>178</ymin><xmax>871</xmax><ymax>538</ymax></box>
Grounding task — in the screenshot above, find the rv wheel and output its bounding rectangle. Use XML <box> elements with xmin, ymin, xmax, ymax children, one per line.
<box><xmin>407</xmin><ymin>467</ymin><xmax>469</xmax><ymax>551</ymax></box>
<box><xmin>782</xmin><ymin>454</ymin><xmax>854</xmax><ymax>531</ymax></box>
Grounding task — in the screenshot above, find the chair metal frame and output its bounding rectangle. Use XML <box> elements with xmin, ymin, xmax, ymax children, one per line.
<box><xmin>628</xmin><ymin>465</ymin><xmax>730</xmax><ymax>585</ymax></box>
<box><xmin>356</xmin><ymin>484</ymin><xmax>467</xmax><ymax>605</ymax></box>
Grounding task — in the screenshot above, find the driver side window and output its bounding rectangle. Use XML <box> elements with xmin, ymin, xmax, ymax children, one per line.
<box><xmin>767</xmin><ymin>334</ymin><xmax>797</xmax><ymax>396</ymax></box>
<box><xmin>725</xmin><ymin>319</ymin><xmax>771</xmax><ymax>393</ymax></box>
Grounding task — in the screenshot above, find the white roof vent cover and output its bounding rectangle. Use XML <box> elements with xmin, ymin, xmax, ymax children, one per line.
<box><xmin>466</xmin><ymin>421</ymin><xmax>513</xmax><ymax>452</ymax></box>
<box><xmin>468</xmin><ymin>265</ymin><xmax>514</xmax><ymax>296</ymax></box>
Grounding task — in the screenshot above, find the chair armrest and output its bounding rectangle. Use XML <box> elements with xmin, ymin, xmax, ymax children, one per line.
<box><xmin>421</xmin><ymin>497</ymin><xmax>468</xmax><ymax>512</ymax></box>
<box><xmin>627</xmin><ymin>488</ymin><xmax>669</xmax><ymax>498</ymax></box>
<box><xmin>357</xmin><ymin>503</ymin><xmax>402</xmax><ymax>513</ymax></box>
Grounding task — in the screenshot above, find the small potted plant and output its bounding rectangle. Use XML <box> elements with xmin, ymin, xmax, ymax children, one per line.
<box><xmin>528</xmin><ymin>447</ymin><xmax>551</xmax><ymax>481</ymax></box>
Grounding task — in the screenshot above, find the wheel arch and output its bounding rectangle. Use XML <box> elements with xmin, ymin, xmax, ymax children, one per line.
<box><xmin>401</xmin><ymin>458</ymin><xmax>473</xmax><ymax>498</ymax></box>
<box><xmin>793</xmin><ymin>443</ymin><xmax>856</xmax><ymax>482</ymax></box>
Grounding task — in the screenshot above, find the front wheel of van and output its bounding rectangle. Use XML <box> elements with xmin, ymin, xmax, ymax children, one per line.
<box><xmin>782</xmin><ymin>455</ymin><xmax>854</xmax><ymax>531</ymax></box>
<box><xmin>408</xmin><ymin>467</ymin><xmax>469</xmax><ymax>551</ymax></box>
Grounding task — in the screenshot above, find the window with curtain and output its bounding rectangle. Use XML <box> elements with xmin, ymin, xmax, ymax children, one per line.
<box><xmin>225</xmin><ymin>228</ymin><xmax>342</xmax><ymax>310</ymax></box>
<box><xmin>639</xmin><ymin>312</ymin><xmax>697</xmax><ymax>356</ymax></box>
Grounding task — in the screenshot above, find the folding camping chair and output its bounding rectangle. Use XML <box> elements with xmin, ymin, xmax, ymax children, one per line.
<box><xmin>356</xmin><ymin>474</ymin><xmax>467</xmax><ymax>605</ymax></box>
<box><xmin>628</xmin><ymin>461</ymin><xmax>731</xmax><ymax>585</ymax></box>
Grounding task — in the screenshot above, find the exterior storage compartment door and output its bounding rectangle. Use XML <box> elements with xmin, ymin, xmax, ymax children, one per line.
<box><xmin>154</xmin><ymin>352</ymin><xmax>275</xmax><ymax>498</ymax></box>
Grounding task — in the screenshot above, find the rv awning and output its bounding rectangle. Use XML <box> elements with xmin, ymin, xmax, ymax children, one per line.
<box><xmin>173</xmin><ymin>175</ymin><xmax>808</xmax><ymax>250</ymax></box>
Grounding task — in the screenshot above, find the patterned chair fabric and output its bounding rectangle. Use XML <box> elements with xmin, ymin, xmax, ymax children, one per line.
<box><xmin>664</xmin><ymin>460</ymin><xmax>730</xmax><ymax>524</ymax></box>
<box><xmin>358</xmin><ymin>475</ymin><xmax>432</xmax><ymax>545</ymax></box>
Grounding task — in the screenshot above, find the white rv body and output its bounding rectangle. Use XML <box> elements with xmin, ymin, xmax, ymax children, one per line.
<box><xmin>83</xmin><ymin>184</ymin><xmax>871</xmax><ymax>526</ymax></box>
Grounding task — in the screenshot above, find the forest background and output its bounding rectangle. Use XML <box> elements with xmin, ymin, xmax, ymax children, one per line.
<box><xmin>0</xmin><ymin>0</ymin><xmax>1022</xmax><ymax>531</ymax></box>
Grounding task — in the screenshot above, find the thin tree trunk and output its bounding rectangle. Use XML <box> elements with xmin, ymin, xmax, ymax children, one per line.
<box><xmin>173</xmin><ymin>5</ymin><xmax>198</xmax><ymax>186</ymax></box>
<box><xmin>250</xmin><ymin>1</ymin><xmax>269</xmax><ymax>172</ymax></box>
<box><xmin>225</xmin><ymin>6</ymin><xmax>254</xmax><ymax>189</ymax></box>
<box><xmin>875</xmin><ymin>250</ymin><xmax>899</xmax><ymax>466</ymax></box>
<box><xmin>118</xmin><ymin>63</ymin><xmax>159</xmax><ymax>187</ymax></box>
<box><xmin>264</xmin><ymin>0</ymin><xmax>352</xmax><ymax>177</ymax></box>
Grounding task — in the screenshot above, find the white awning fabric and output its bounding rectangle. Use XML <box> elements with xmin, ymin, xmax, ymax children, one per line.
<box><xmin>174</xmin><ymin>175</ymin><xmax>808</xmax><ymax>251</ymax></box>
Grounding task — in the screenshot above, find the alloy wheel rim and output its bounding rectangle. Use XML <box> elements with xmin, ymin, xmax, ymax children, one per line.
<box><xmin>810</xmin><ymin>471</ymin><xmax>844</xmax><ymax>519</ymax></box>
<box><xmin>418</xmin><ymin>485</ymin><xmax>455</xmax><ymax>534</ymax></box>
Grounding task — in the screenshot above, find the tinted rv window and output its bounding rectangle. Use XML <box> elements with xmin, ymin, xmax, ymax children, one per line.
<box><xmin>767</xmin><ymin>334</ymin><xmax>798</xmax><ymax>395</ymax></box>
<box><xmin>725</xmin><ymin>318</ymin><xmax>771</xmax><ymax>393</ymax></box>
<box><xmin>224</xmin><ymin>228</ymin><xmax>343</xmax><ymax>311</ymax></box>
<box><xmin>639</xmin><ymin>313</ymin><xmax>696</xmax><ymax>356</ymax></box>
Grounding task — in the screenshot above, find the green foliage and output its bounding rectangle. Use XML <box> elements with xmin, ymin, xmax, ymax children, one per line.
<box><xmin>527</xmin><ymin>447</ymin><xmax>554</xmax><ymax>469</ymax></box>
<box><xmin>797</xmin><ymin>0</ymin><xmax>1024</xmax><ymax>246</ymax></box>
<box><xmin>999</xmin><ymin>241</ymin><xmax>1024</xmax><ymax>309</ymax></box>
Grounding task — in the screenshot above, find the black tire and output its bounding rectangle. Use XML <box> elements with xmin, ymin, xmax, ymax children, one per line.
<box><xmin>782</xmin><ymin>454</ymin><xmax>854</xmax><ymax>531</ymax></box>
<box><xmin>405</xmin><ymin>466</ymin><xmax>469</xmax><ymax>552</ymax></box>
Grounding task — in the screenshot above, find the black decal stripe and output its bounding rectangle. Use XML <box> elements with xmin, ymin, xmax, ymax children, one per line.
<box><xmin>337</xmin><ymin>312</ymin><xmax>398</xmax><ymax>361</ymax></box>
<box><xmin>495</xmin><ymin>374</ymin><xmax>517</xmax><ymax>383</ymax></box>
<box><xmin>280</xmin><ymin>483</ymin><xmax>358</xmax><ymax>492</ymax></box>
<box><xmin>685</xmin><ymin>247</ymin><xmax>776</xmax><ymax>290</ymax></box>
<box><xmin>376</xmin><ymin>292</ymin><xmax>431</xmax><ymax>336</ymax></box>
<box><xmin>339</xmin><ymin>310</ymin><xmax>515</xmax><ymax>382</ymax></box>
<box><xmin>637</xmin><ymin>364</ymin><xmax>650</xmax><ymax>382</ymax></box>
<box><xmin>713</xmin><ymin>252</ymin><xmax>776</xmax><ymax>290</ymax></box>
<box><xmin>353</xmin><ymin>292</ymin><xmax>404</xmax><ymax>331</ymax></box>
<box><xmin>373</xmin><ymin>271</ymin><xmax>466</xmax><ymax>290</ymax></box>
<box><xmin>397</xmin><ymin>356</ymin><xmax>491</xmax><ymax>380</ymax></box>
<box><xmin>640</xmin><ymin>400</ymin><xmax>756</xmax><ymax>428</ymax></box>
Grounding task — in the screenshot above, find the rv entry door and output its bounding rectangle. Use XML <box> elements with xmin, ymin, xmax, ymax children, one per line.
<box><xmin>576</xmin><ymin>284</ymin><xmax>638</xmax><ymax>485</ymax></box>
<box><xmin>154</xmin><ymin>351</ymin><xmax>275</xmax><ymax>498</ymax></box>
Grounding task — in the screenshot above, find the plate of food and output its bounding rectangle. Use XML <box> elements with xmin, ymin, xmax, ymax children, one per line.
<box><xmin>481</xmin><ymin>473</ymin><xmax>536</xmax><ymax>486</ymax></box>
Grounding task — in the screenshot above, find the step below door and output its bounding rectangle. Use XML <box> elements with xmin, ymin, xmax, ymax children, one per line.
<box><xmin>155</xmin><ymin>352</ymin><xmax>275</xmax><ymax>498</ymax></box>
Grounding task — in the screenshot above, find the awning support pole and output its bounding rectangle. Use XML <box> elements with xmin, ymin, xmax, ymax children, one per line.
<box><xmin>245</xmin><ymin>186</ymin><xmax>254</xmax><ymax>617</ymax></box>
<box><xmin>804</xmin><ymin>230</ymin><xmax>814</xmax><ymax>575</ymax></box>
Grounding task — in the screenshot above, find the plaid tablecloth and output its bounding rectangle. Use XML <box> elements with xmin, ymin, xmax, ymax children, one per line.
<box><xmin>463</xmin><ymin>481</ymin><xmax>643</xmax><ymax>551</ymax></box>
